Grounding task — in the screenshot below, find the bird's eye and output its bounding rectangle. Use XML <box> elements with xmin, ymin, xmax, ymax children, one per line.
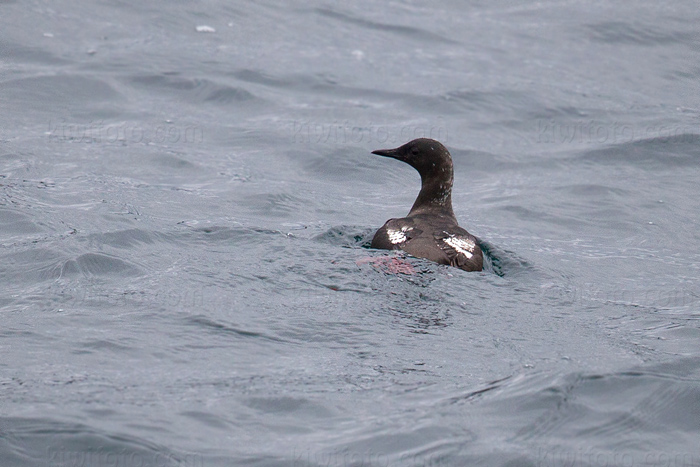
<box><xmin>410</xmin><ymin>146</ymin><xmax>420</xmax><ymax>156</ymax></box>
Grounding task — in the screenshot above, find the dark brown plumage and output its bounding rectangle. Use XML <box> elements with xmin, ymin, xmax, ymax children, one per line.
<box><xmin>371</xmin><ymin>138</ymin><xmax>483</xmax><ymax>272</ymax></box>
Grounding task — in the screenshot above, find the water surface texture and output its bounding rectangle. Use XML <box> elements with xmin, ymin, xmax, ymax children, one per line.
<box><xmin>2</xmin><ymin>1</ymin><xmax>700</xmax><ymax>466</ymax></box>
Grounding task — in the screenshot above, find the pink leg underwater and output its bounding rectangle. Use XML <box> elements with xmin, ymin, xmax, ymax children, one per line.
<box><xmin>356</xmin><ymin>256</ymin><xmax>416</xmax><ymax>275</ymax></box>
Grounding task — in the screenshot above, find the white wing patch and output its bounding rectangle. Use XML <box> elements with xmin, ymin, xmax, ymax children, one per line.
<box><xmin>443</xmin><ymin>234</ymin><xmax>475</xmax><ymax>259</ymax></box>
<box><xmin>387</xmin><ymin>226</ymin><xmax>413</xmax><ymax>245</ymax></box>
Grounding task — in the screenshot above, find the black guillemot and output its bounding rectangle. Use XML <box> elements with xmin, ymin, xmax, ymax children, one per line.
<box><xmin>370</xmin><ymin>138</ymin><xmax>483</xmax><ymax>272</ymax></box>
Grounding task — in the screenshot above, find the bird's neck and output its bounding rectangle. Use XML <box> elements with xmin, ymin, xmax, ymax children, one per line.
<box><xmin>408</xmin><ymin>172</ymin><xmax>455</xmax><ymax>219</ymax></box>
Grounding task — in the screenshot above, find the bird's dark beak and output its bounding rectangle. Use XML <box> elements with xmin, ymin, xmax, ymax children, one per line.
<box><xmin>371</xmin><ymin>147</ymin><xmax>402</xmax><ymax>160</ymax></box>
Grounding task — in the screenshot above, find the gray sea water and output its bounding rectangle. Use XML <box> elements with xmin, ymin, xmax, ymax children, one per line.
<box><xmin>2</xmin><ymin>1</ymin><xmax>700</xmax><ymax>466</ymax></box>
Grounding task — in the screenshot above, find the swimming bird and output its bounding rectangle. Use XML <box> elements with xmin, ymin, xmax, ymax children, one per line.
<box><xmin>371</xmin><ymin>138</ymin><xmax>483</xmax><ymax>271</ymax></box>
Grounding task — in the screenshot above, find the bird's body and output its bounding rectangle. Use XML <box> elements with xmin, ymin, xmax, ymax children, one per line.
<box><xmin>371</xmin><ymin>138</ymin><xmax>483</xmax><ymax>272</ymax></box>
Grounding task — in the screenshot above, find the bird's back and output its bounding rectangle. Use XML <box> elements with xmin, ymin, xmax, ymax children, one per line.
<box><xmin>371</xmin><ymin>214</ymin><xmax>483</xmax><ymax>272</ymax></box>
